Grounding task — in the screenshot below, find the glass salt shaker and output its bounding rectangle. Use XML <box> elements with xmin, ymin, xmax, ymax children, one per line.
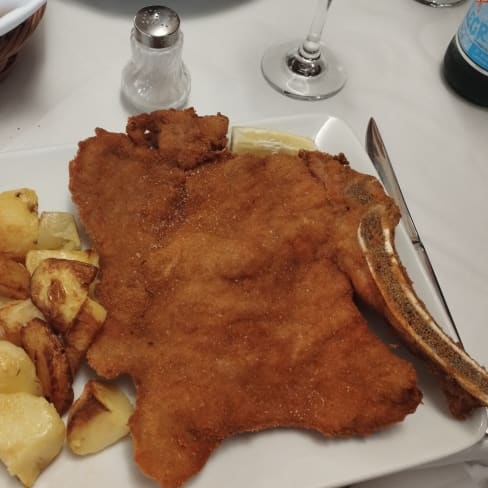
<box><xmin>121</xmin><ymin>6</ymin><xmax>191</xmax><ymax>111</ymax></box>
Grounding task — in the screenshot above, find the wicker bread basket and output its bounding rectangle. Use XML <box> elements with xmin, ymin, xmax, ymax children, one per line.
<box><xmin>0</xmin><ymin>2</ymin><xmax>47</xmax><ymax>80</ymax></box>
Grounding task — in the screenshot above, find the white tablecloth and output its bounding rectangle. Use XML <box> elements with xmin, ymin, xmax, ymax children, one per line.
<box><xmin>1</xmin><ymin>0</ymin><xmax>487</xmax><ymax>486</ymax></box>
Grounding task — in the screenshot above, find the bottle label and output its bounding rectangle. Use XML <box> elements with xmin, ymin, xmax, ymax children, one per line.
<box><xmin>457</xmin><ymin>0</ymin><xmax>488</xmax><ymax>72</ymax></box>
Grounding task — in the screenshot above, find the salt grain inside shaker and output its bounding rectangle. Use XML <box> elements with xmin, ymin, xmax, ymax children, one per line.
<box><xmin>121</xmin><ymin>6</ymin><xmax>191</xmax><ymax>111</ymax></box>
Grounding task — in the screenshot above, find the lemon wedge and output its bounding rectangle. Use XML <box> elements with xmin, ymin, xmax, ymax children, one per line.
<box><xmin>230</xmin><ymin>126</ymin><xmax>318</xmax><ymax>156</ymax></box>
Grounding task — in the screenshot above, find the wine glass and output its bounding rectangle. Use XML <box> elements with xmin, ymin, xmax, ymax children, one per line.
<box><xmin>413</xmin><ymin>0</ymin><xmax>467</xmax><ymax>6</ymax></box>
<box><xmin>261</xmin><ymin>0</ymin><xmax>346</xmax><ymax>100</ymax></box>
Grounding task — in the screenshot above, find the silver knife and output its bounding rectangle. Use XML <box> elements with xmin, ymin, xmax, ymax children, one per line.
<box><xmin>365</xmin><ymin>117</ymin><xmax>463</xmax><ymax>345</ymax></box>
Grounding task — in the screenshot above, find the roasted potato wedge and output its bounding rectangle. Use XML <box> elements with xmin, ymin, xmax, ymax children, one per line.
<box><xmin>0</xmin><ymin>299</ymin><xmax>44</xmax><ymax>346</ymax></box>
<box><xmin>21</xmin><ymin>318</ymin><xmax>73</xmax><ymax>415</ymax></box>
<box><xmin>0</xmin><ymin>296</ymin><xmax>13</xmax><ymax>306</ymax></box>
<box><xmin>0</xmin><ymin>340</ymin><xmax>42</xmax><ymax>396</ymax></box>
<box><xmin>30</xmin><ymin>258</ymin><xmax>98</xmax><ymax>334</ymax></box>
<box><xmin>67</xmin><ymin>380</ymin><xmax>133</xmax><ymax>455</ymax></box>
<box><xmin>0</xmin><ymin>255</ymin><xmax>30</xmax><ymax>300</ymax></box>
<box><xmin>37</xmin><ymin>211</ymin><xmax>81</xmax><ymax>251</ymax></box>
<box><xmin>25</xmin><ymin>249</ymin><xmax>99</xmax><ymax>275</ymax></box>
<box><xmin>0</xmin><ymin>189</ymin><xmax>39</xmax><ymax>259</ymax></box>
<box><xmin>0</xmin><ymin>392</ymin><xmax>65</xmax><ymax>487</ymax></box>
<box><xmin>65</xmin><ymin>298</ymin><xmax>107</xmax><ymax>375</ymax></box>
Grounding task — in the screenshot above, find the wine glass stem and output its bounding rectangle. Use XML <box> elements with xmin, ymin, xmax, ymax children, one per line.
<box><xmin>299</xmin><ymin>0</ymin><xmax>333</xmax><ymax>60</ymax></box>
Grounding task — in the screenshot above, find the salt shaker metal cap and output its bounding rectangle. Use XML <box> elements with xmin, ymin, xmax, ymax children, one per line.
<box><xmin>133</xmin><ymin>6</ymin><xmax>181</xmax><ymax>49</ymax></box>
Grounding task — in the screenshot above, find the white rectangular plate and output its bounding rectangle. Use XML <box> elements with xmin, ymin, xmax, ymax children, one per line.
<box><xmin>0</xmin><ymin>114</ymin><xmax>486</xmax><ymax>488</ymax></box>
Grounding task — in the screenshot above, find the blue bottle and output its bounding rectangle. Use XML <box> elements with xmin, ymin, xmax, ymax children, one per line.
<box><xmin>442</xmin><ymin>0</ymin><xmax>488</xmax><ymax>106</ymax></box>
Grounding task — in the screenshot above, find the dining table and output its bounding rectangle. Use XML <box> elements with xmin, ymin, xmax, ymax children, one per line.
<box><xmin>1</xmin><ymin>0</ymin><xmax>487</xmax><ymax>487</ymax></box>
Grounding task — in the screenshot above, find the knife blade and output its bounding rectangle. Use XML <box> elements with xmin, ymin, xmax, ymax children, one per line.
<box><xmin>365</xmin><ymin>117</ymin><xmax>463</xmax><ymax>345</ymax></box>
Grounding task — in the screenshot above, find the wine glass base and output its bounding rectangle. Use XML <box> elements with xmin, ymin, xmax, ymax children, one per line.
<box><xmin>413</xmin><ymin>0</ymin><xmax>466</xmax><ymax>6</ymax></box>
<box><xmin>261</xmin><ymin>39</ymin><xmax>346</xmax><ymax>101</ymax></box>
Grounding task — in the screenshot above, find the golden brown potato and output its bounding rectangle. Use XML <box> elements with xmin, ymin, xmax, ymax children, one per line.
<box><xmin>0</xmin><ymin>392</ymin><xmax>65</xmax><ymax>487</ymax></box>
<box><xmin>0</xmin><ymin>299</ymin><xmax>44</xmax><ymax>346</ymax></box>
<box><xmin>0</xmin><ymin>189</ymin><xmax>39</xmax><ymax>259</ymax></box>
<box><xmin>0</xmin><ymin>296</ymin><xmax>13</xmax><ymax>306</ymax></box>
<box><xmin>67</xmin><ymin>380</ymin><xmax>133</xmax><ymax>455</ymax></box>
<box><xmin>0</xmin><ymin>255</ymin><xmax>30</xmax><ymax>300</ymax></box>
<box><xmin>30</xmin><ymin>258</ymin><xmax>98</xmax><ymax>334</ymax></box>
<box><xmin>0</xmin><ymin>340</ymin><xmax>42</xmax><ymax>396</ymax></box>
<box><xmin>20</xmin><ymin>318</ymin><xmax>73</xmax><ymax>415</ymax></box>
<box><xmin>37</xmin><ymin>211</ymin><xmax>81</xmax><ymax>251</ymax></box>
<box><xmin>25</xmin><ymin>248</ymin><xmax>99</xmax><ymax>275</ymax></box>
<box><xmin>65</xmin><ymin>298</ymin><xmax>107</xmax><ymax>375</ymax></box>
